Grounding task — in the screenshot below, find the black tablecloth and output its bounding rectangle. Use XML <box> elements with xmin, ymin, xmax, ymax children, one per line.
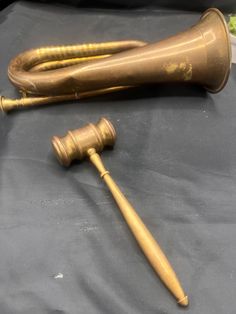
<box><xmin>0</xmin><ymin>1</ymin><xmax>236</xmax><ymax>313</ymax></box>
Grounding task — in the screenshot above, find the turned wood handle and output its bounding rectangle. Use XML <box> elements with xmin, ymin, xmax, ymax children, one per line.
<box><xmin>88</xmin><ymin>148</ymin><xmax>188</xmax><ymax>306</ymax></box>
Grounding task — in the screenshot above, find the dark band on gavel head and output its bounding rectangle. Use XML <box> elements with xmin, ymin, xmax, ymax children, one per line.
<box><xmin>51</xmin><ymin>117</ymin><xmax>116</xmax><ymax>166</ymax></box>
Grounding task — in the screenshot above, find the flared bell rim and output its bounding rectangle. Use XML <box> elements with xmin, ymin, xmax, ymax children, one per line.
<box><xmin>200</xmin><ymin>8</ymin><xmax>232</xmax><ymax>93</ymax></box>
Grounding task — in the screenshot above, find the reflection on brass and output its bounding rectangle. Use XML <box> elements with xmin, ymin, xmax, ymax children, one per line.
<box><xmin>51</xmin><ymin>118</ymin><xmax>188</xmax><ymax>306</ymax></box>
<box><xmin>0</xmin><ymin>8</ymin><xmax>231</xmax><ymax>112</ymax></box>
<box><xmin>0</xmin><ymin>41</ymin><xmax>144</xmax><ymax>112</ymax></box>
<box><xmin>0</xmin><ymin>86</ymin><xmax>131</xmax><ymax>112</ymax></box>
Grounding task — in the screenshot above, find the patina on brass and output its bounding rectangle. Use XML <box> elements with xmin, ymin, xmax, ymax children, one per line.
<box><xmin>0</xmin><ymin>41</ymin><xmax>143</xmax><ymax>112</ymax></box>
<box><xmin>52</xmin><ymin>117</ymin><xmax>188</xmax><ymax>307</ymax></box>
<box><xmin>0</xmin><ymin>8</ymin><xmax>231</xmax><ymax>112</ymax></box>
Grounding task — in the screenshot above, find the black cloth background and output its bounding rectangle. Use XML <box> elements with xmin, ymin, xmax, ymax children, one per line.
<box><xmin>1</xmin><ymin>0</ymin><xmax>236</xmax><ymax>12</ymax></box>
<box><xmin>0</xmin><ymin>1</ymin><xmax>236</xmax><ymax>313</ymax></box>
<box><xmin>27</xmin><ymin>0</ymin><xmax>236</xmax><ymax>12</ymax></box>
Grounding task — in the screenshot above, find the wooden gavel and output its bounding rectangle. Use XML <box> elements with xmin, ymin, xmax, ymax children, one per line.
<box><xmin>51</xmin><ymin>117</ymin><xmax>188</xmax><ymax>306</ymax></box>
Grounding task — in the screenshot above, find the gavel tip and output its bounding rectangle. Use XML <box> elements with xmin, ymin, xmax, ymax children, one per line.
<box><xmin>178</xmin><ymin>295</ymin><xmax>189</xmax><ymax>307</ymax></box>
<box><xmin>99</xmin><ymin>117</ymin><xmax>116</xmax><ymax>144</ymax></box>
<box><xmin>51</xmin><ymin>135</ymin><xmax>71</xmax><ymax>167</ymax></box>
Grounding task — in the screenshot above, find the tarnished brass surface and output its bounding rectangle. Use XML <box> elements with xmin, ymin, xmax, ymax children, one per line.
<box><xmin>52</xmin><ymin>117</ymin><xmax>116</xmax><ymax>166</ymax></box>
<box><xmin>1</xmin><ymin>8</ymin><xmax>231</xmax><ymax>112</ymax></box>
<box><xmin>52</xmin><ymin>118</ymin><xmax>188</xmax><ymax>306</ymax></box>
<box><xmin>0</xmin><ymin>86</ymin><xmax>131</xmax><ymax>112</ymax></box>
<box><xmin>0</xmin><ymin>41</ymin><xmax>144</xmax><ymax>112</ymax></box>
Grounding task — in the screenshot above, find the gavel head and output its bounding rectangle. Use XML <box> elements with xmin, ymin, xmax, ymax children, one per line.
<box><xmin>51</xmin><ymin>117</ymin><xmax>116</xmax><ymax>166</ymax></box>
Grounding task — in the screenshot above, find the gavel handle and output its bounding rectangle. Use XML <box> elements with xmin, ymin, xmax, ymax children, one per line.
<box><xmin>87</xmin><ymin>148</ymin><xmax>188</xmax><ymax>306</ymax></box>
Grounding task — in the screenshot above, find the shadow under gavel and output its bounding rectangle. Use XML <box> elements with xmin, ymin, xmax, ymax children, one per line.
<box><xmin>51</xmin><ymin>117</ymin><xmax>188</xmax><ymax>307</ymax></box>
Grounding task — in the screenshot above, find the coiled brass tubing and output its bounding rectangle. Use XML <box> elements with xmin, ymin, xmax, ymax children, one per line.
<box><xmin>1</xmin><ymin>40</ymin><xmax>146</xmax><ymax>112</ymax></box>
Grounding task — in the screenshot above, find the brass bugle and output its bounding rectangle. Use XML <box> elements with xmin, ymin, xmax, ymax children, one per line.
<box><xmin>1</xmin><ymin>8</ymin><xmax>231</xmax><ymax>112</ymax></box>
<box><xmin>51</xmin><ymin>117</ymin><xmax>188</xmax><ymax>306</ymax></box>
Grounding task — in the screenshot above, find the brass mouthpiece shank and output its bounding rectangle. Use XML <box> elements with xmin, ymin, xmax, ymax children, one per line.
<box><xmin>51</xmin><ymin>118</ymin><xmax>188</xmax><ymax>306</ymax></box>
<box><xmin>52</xmin><ymin>117</ymin><xmax>116</xmax><ymax>166</ymax></box>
